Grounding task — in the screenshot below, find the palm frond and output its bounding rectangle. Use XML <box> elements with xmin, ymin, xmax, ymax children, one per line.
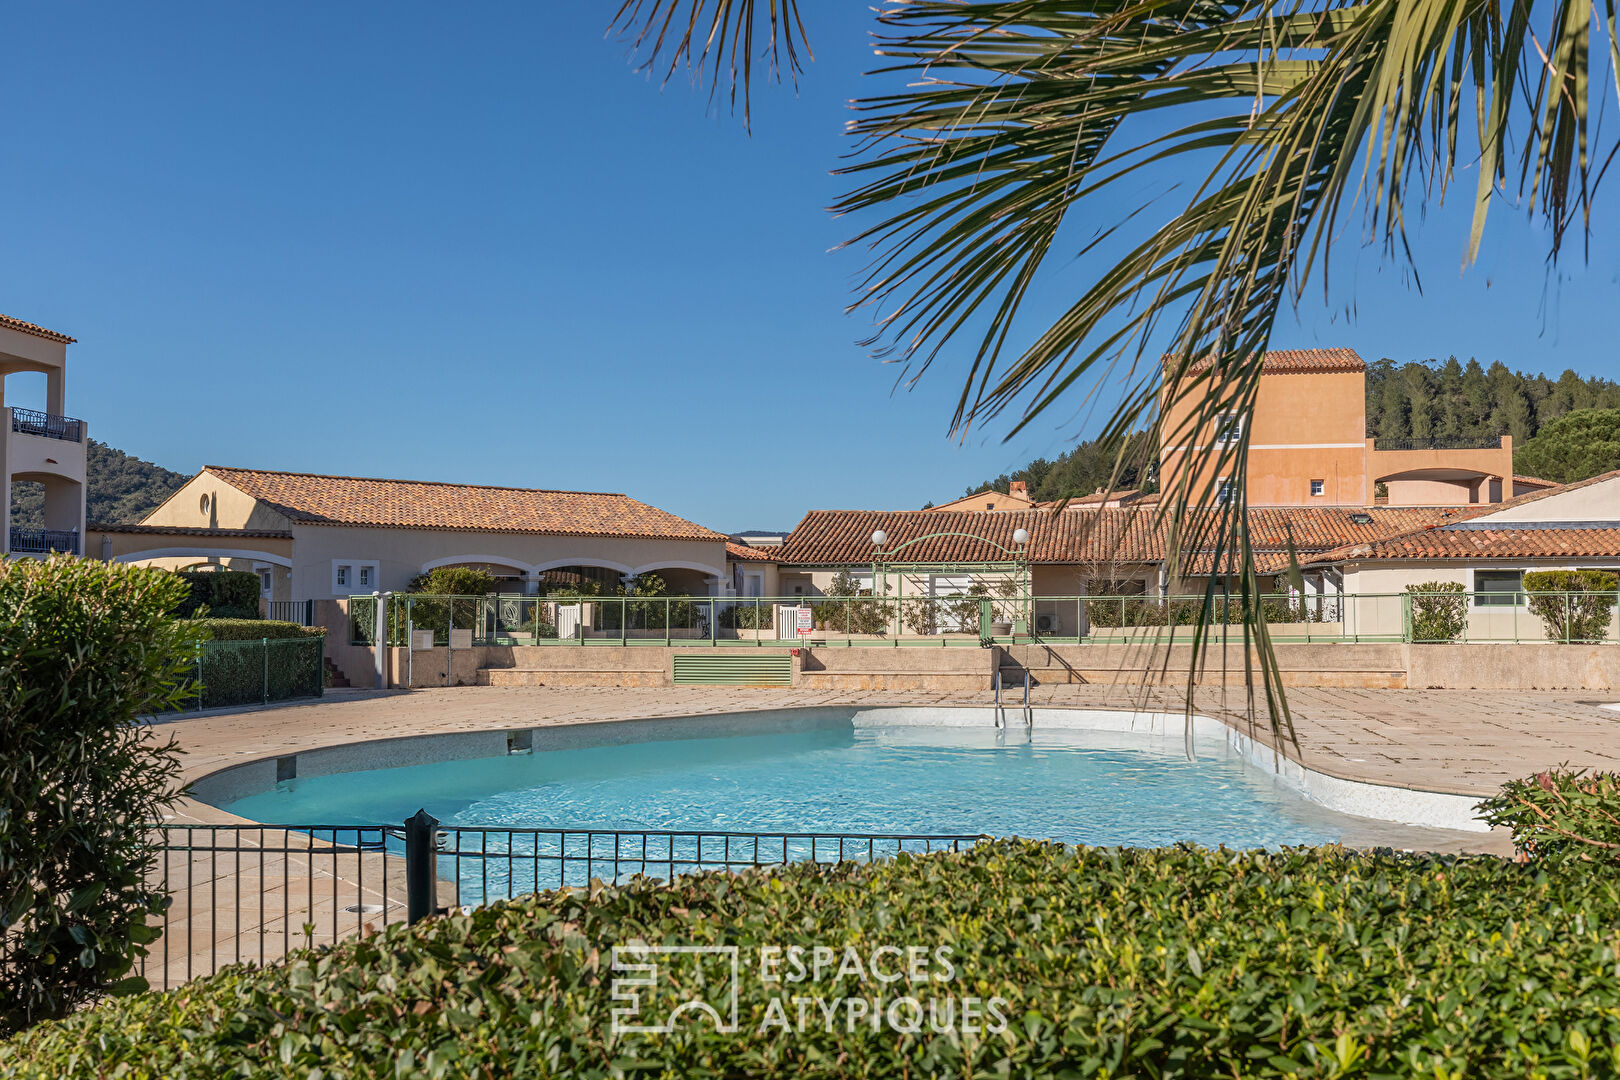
<box><xmin>835</xmin><ymin>0</ymin><xmax>1617</xmax><ymax>737</ymax></box>
<box><xmin>609</xmin><ymin>0</ymin><xmax>810</xmax><ymax>126</ymax></box>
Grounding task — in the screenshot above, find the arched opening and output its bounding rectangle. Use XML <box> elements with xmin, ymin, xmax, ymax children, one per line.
<box><xmin>534</xmin><ymin>564</ymin><xmax>627</xmax><ymax>596</ymax></box>
<box><xmin>1376</xmin><ymin>468</ymin><xmax>1499</xmax><ymax>506</ymax></box>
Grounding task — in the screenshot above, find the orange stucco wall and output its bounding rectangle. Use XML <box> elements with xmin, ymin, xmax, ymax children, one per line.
<box><xmin>1160</xmin><ymin>370</ymin><xmax>1368</xmax><ymax>505</ymax></box>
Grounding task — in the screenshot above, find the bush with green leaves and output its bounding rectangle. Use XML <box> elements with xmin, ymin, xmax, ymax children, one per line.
<box><xmin>1084</xmin><ymin>594</ymin><xmax>1318</xmax><ymax>629</ymax></box>
<box><xmin>9</xmin><ymin>840</ymin><xmax>1620</xmax><ymax>1075</ymax></box>
<box><xmin>1522</xmin><ymin>569</ymin><xmax>1619</xmax><ymax>642</ymax></box>
<box><xmin>812</xmin><ymin>570</ymin><xmax>889</xmax><ymax>635</ymax></box>
<box><xmin>0</xmin><ymin>556</ymin><xmax>202</xmax><ymax>1033</ymax></box>
<box><xmin>1479</xmin><ymin>768</ymin><xmax>1620</xmax><ymax>868</ymax></box>
<box><xmin>171</xmin><ymin>568</ymin><xmax>261</xmax><ymax>619</ymax></box>
<box><xmin>719</xmin><ymin>601</ymin><xmax>774</xmax><ymax>630</ymax></box>
<box><xmin>192</xmin><ymin>618</ymin><xmax>323</xmax><ymax>641</ymax></box>
<box><xmin>1405</xmin><ymin>580</ymin><xmax>1468</xmax><ymax>642</ymax></box>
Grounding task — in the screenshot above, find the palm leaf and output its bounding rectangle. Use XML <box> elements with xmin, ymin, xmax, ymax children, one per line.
<box><xmin>832</xmin><ymin>0</ymin><xmax>1616</xmax><ymax>740</ymax></box>
<box><xmin>608</xmin><ymin>0</ymin><xmax>809</xmax><ymax>126</ymax></box>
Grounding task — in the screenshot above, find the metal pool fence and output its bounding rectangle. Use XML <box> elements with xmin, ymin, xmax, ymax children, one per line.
<box><xmin>179</xmin><ymin>637</ymin><xmax>324</xmax><ymax>710</ymax></box>
<box><xmin>347</xmin><ymin>589</ymin><xmax>1620</xmax><ymax>647</ymax></box>
<box><xmin>138</xmin><ymin>816</ymin><xmax>983</xmax><ymax>989</ymax></box>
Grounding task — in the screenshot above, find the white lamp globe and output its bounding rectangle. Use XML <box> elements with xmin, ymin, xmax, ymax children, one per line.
<box><xmin>871</xmin><ymin>530</ymin><xmax>888</xmax><ymax>547</ymax></box>
<box><xmin>1012</xmin><ymin>528</ymin><xmax>1030</xmax><ymax>546</ymax></box>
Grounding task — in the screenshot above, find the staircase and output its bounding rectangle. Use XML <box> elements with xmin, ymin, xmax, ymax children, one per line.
<box><xmin>323</xmin><ymin>657</ymin><xmax>351</xmax><ymax>689</ymax></box>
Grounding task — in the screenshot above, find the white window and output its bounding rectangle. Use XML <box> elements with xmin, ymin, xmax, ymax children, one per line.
<box><xmin>1216</xmin><ymin>478</ymin><xmax>1236</xmax><ymax>504</ymax></box>
<box><xmin>1309</xmin><ymin>479</ymin><xmax>1325</xmax><ymax>497</ymax></box>
<box><xmin>741</xmin><ymin>569</ymin><xmax>764</xmax><ymax>598</ymax></box>
<box><xmin>332</xmin><ymin>560</ymin><xmax>380</xmax><ymax>595</ymax></box>
<box><xmin>1215</xmin><ymin>413</ymin><xmax>1244</xmax><ymax>443</ymax></box>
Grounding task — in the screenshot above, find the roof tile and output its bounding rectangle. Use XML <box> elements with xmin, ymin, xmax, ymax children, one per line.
<box><xmin>0</xmin><ymin>313</ymin><xmax>75</xmax><ymax>344</ymax></box>
<box><xmin>204</xmin><ymin>467</ymin><xmax>725</xmax><ymax>542</ymax></box>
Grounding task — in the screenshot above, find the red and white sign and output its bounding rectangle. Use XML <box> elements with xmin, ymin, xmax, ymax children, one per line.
<box><xmin>795</xmin><ymin>607</ymin><xmax>814</xmax><ymax>636</ymax></box>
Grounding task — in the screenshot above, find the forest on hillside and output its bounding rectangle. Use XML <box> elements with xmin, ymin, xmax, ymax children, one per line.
<box><xmin>8</xmin><ymin>440</ymin><xmax>187</xmax><ymax>529</ymax></box>
<box><xmin>955</xmin><ymin>358</ymin><xmax>1620</xmax><ymax>505</ymax></box>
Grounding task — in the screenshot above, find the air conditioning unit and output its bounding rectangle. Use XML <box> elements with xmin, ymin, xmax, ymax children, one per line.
<box><xmin>1035</xmin><ymin>613</ymin><xmax>1062</xmax><ymax>634</ymax></box>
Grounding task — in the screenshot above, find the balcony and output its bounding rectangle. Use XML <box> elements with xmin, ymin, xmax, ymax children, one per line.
<box><xmin>10</xmin><ymin>407</ymin><xmax>85</xmax><ymax>443</ymax></box>
<box><xmin>9</xmin><ymin>528</ymin><xmax>79</xmax><ymax>555</ymax></box>
<box><xmin>1371</xmin><ymin>435</ymin><xmax>1503</xmax><ymax>452</ymax></box>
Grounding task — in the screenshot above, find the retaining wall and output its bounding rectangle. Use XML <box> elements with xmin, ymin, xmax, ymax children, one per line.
<box><xmin>328</xmin><ymin>638</ymin><xmax>1620</xmax><ymax>692</ymax></box>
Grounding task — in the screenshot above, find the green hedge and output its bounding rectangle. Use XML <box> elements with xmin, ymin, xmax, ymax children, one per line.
<box><xmin>180</xmin><ymin>637</ymin><xmax>324</xmax><ymax>709</ymax></box>
<box><xmin>8</xmin><ymin>841</ymin><xmax>1620</xmax><ymax>1076</ymax></box>
<box><xmin>191</xmin><ymin>619</ymin><xmax>323</xmax><ymax>641</ymax></box>
<box><xmin>171</xmin><ymin>569</ymin><xmax>261</xmax><ymax>619</ymax></box>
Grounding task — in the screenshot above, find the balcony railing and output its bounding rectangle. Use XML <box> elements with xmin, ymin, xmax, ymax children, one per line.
<box><xmin>10</xmin><ymin>407</ymin><xmax>85</xmax><ymax>443</ymax></box>
<box><xmin>1371</xmin><ymin>435</ymin><xmax>1502</xmax><ymax>452</ymax></box>
<box><xmin>8</xmin><ymin>528</ymin><xmax>79</xmax><ymax>555</ymax></box>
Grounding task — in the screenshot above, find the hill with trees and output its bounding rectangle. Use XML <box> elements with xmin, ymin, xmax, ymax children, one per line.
<box><xmin>8</xmin><ymin>441</ymin><xmax>188</xmax><ymax>529</ymax></box>
<box><xmin>957</xmin><ymin>358</ymin><xmax>1620</xmax><ymax>505</ymax></box>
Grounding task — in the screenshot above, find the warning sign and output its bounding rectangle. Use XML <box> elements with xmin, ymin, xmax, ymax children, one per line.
<box><xmin>796</xmin><ymin>607</ymin><xmax>814</xmax><ymax>636</ymax></box>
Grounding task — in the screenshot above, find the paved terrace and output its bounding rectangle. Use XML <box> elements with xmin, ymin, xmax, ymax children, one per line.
<box><xmin>142</xmin><ymin>685</ymin><xmax>1620</xmax><ymax>987</ymax></box>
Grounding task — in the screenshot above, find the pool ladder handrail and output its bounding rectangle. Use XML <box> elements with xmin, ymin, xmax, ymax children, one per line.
<box><xmin>993</xmin><ymin>667</ymin><xmax>1032</xmax><ymax>729</ymax></box>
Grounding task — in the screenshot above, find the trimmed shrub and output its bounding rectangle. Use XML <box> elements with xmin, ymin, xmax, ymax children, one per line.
<box><xmin>1522</xmin><ymin>569</ymin><xmax>1619</xmax><ymax>642</ymax></box>
<box><xmin>1406</xmin><ymin>580</ymin><xmax>1468</xmax><ymax>642</ymax></box>
<box><xmin>172</xmin><ymin>569</ymin><xmax>261</xmax><ymax>619</ymax></box>
<box><xmin>184</xmin><ymin>638</ymin><xmax>324</xmax><ymax>709</ymax></box>
<box><xmin>1479</xmin><ymin>768</ymin><xmax>1620</xmax><ymax>867</ymax></box>
<box><xmin>720</xmin><ymin>602</ymin><xmax>774</xmax><ymax>630</ymax></box>
<box><xmin>8</xmin><ymin>841</ymin><xmax>1620</xmax><ymax>1075</ymax></box>
<box><xmin>408</xmin><ymin>566</ymin><xmax>497</xmax><ymax>597</ymax></box>
<box><xmin>192</xmin><ymin>618</ymin><xmax>323</xmax><ymax>641</ymax></box>
<box><xmin>0</xmin><ymin>556</ymin><xmax>202</xmax><ymax>1032</ymax></box>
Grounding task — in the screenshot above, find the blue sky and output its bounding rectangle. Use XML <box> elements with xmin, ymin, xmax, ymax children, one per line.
<box><xmin>3</xmin><ymin>4</ymin><xmax>1617</xmax><ymax>532</ymax></box>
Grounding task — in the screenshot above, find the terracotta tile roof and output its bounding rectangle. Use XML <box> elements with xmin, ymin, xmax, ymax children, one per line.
<box><xmin>1309</xmin><ymin>470</ymin><xmax>1620</xmax><ymax>563</ymax></box>
<box><xmin>87</xmin><ymin>522</ymin><xmax>293</xmax><ymax>540</ymax></box>
<box><xmin>726</xmin><ymin>541</ymin><xmax>778</xmax><ymax>562</ymax></box>
<box><xmin>1319</xmin><ymin>523</ymin><xmax>1620</xmax><ymax>562</ymax></box>
<box><xmin>1179</xmin><ymin>347</ymin><xmax>1365</xmax><ymax>375</ymax></box>
<box><xmin>203</xmin><ymin>467</ymin><xmax>726</xmax><ymax>542</ymax></box>
<box><xmin>776</xmin><ymin>505</ymin><xmax>1457</xmax><ymax>573</ymax></box>
<box><xmin>0</xmin><ymin>313</ymin><xmax>75</xmax><ymax>344</ymax></box>
<box><xmin>1513</xmin><ymin>474</ymin><xmax>1558</xmax><ymax>489</ymax></box>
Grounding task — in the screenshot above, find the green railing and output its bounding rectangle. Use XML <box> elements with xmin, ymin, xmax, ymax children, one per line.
<box><xmin>348</xmin><ymin>590</ymin><xmax>1620</xmax><ymax>647</ymax></box>
<box><xmin>181</xmin><ymin>637</ymin><xmax>325</xmax><ymax>710</ymax></box>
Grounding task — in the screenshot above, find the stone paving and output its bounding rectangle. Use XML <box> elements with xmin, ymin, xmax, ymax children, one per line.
<box><xmin>142</xmin><ymin>683</ymin><xmax>1620</xmax><ymax>986</ymax></box>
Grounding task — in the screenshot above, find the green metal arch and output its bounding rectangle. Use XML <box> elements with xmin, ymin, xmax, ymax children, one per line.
<box><xmin>878</xmin><ymin>530</ymin><xmax>1026</xmax><ymax>558</ymax></box>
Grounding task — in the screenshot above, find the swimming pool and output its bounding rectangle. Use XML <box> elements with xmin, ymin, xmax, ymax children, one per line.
<box><xmin>224</xmin><ymin>709</ymin><xmax>1349</xmax><ymax>850</ymax></box>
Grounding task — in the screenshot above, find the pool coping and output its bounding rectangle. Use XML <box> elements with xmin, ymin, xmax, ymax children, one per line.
<box><xmin>185</xmin><ymin>704</ymin><xmax>1489</xmax><ymax>834</ymax></box>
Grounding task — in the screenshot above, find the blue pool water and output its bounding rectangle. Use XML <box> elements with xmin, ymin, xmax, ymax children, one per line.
<box><xmin>224</xmin><ymin>720</ymin><xmax>1344</xmax><ymax>850</ymax></box>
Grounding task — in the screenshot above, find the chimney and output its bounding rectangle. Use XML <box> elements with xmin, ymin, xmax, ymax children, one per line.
<box><xmin>1009</xmin><ymin>481</ymin><xmax>1028</xmax><ymax>498</ymax></box>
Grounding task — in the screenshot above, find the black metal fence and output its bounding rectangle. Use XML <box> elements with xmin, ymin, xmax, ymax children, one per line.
<box><xmin>9</xmin><ymin>406</ymin><xmax>84</xmax><ymax>442</ymax></box>
<box><xmin>8</xmin><ymin>527</ymin><xmax>79</xmax><ymax>555</ymax></box>
<box><xmin>1371</xmin><ymin>435</ymin><xmax>1502</xmax><ymax>451</ymax></box>
<box><xmin>141</xmin><ymin>815</ymin><xmax>983</xmax><ymax>990</ymax></box>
